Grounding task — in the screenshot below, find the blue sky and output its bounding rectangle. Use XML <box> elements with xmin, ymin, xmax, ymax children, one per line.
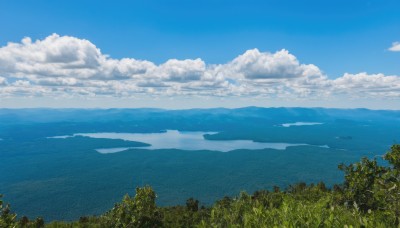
<box><xmin>0</xmin><ymin>0</ymin><xmax>399</xmax><ymax>109</ymax></box>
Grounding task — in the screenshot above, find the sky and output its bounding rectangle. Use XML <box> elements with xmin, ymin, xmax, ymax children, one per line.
<box><xmin>0</xmin><ymin>0</ymin><xmax>399</xmax><ymax>109</ymax></box>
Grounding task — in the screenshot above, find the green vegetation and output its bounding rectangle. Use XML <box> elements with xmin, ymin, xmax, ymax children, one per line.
<box><xmin>1</xmin><ymin>145</ymin><xmax>399</xmax><ymax>227</ymax></box>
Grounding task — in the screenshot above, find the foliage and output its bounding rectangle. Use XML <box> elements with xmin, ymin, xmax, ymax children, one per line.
<box><xmin>101</xmin><ymin>186</ymin><xmax>163</xmax><ymax>227</ymax></box>
<box><xmin>338</xmin><ymin>144</ymin><xmax>400</xmax><ymax>222</ymax></box>
<box><xmin>3</xmin><ymin>145</ymin><xmax>400</xmax><ymax>227</ymax></box>
<box><xmin>0</xmin><ymin>194</ymin><xmax>17</xmax><ymax>228</ymax></box>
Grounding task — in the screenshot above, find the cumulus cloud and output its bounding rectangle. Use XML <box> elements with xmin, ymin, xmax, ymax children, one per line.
<box><xmin>333</xmin><ymin>73</ymin><xmax>400</xmax><ymax>97</ymax></box>
<box><xmin>0</xmin><ymin>34</ymin><xmax>155</xmax><ymax>80</ymax></box>
<box><xmin>151</xmin><ymin>58</ymin><xmax>206</xmax><ymax>82</ymax></box>
<box><xmin>222</xmin><ymin>49</ymin><xmax>323</xmax><ymax>79</ymax></box>
<box><xmin>388</xmin><ymin>42</ymin><xmax>400</xmax><ymax>52</ymax></box>
<box><xmin>0</xmin><ymin>34</ymin><xmax>399</xmax><ymax>103</ymax></box>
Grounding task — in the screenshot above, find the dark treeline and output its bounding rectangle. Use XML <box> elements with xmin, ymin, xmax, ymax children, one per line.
<box><xmin>2</xmin><ymin>145</ymin><xmax>400</xmax><ymax>227</ymax></box>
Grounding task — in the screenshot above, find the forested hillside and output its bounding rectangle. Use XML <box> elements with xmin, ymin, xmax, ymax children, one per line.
<box><xmin>2</xmin><ymin>145</ymin><xmax>400</xmax><ymax>227</ymax></box>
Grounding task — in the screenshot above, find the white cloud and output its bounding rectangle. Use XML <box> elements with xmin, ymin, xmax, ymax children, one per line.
<box><xmin>0</xmin><ymin>34</ymin><xmax>399</xmax><ymax>106</ymax></box>
<box><xmin>388</xmin><ymin>42</ymin><xmax>400</xmax><ymax>52</ymax></box>
<box><xmin>0</xmin><ymin>33</ymin><xmax>155</xmax><ymax>80</ymax></box>
<box><xmin>0</xmin><ymin>76</ymin><xmax>7</xmax><ymax>86</ymax></box>
<box><xmin>332</xmin><ymin>73</ymin><xmax>400</xmax><ymax>98</ymax></box>
<box><xmin>150</xmin><ymin>58</ymin><xmax>206</xmax><ymax>82</ymax></box>
<box><xmin>222</xmin><ymin>49</ymin><xmax>323</xmax><ymax>80</ymax></box>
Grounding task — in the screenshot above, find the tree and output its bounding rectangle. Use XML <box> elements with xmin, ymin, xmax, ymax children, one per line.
<box><xmin>339</xmin><ymin>157</ymin><xmax>387</xmax><ymax>211</ymax></box>
<box><xmin>19</xmin><ymin>216</ymin><xmax>29</xmax><ymax>226</ymax></box>
<box><xmin>186</xmin><ymin>198</ymin><xmax>199</xmax><ymax>212</ymax></box>
<box><xmin>0</xmin><ymin>194</ymin><xmax>17</xmax><ymax>228</ymax></box>
<box><xmin>34</xmin><ymin>217</ymin><xmax>45</xmax><ymax>227</ymax></box>
<box><xmin>105</xmin><ymin>186</ymin><xmax>163</xmax><ymax>227</ymax></box>
<box><xmin>339</xmin><ymin>144</ymin><xmax>400</xmax><ymax>215</ymax></box>
<box><xmin>385</xmin><ymin>144</ymin><xmax>400</xmax><ymax>170</ymax></box>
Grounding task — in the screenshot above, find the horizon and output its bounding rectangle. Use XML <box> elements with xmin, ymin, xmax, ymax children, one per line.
<box><xmin>1</xmin><ymin>106</ymin><xmax>400</xmax><ymax>111</ymax></box>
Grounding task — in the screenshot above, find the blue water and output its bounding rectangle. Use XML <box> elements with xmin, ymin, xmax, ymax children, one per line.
<box><xmin>71</xmin><ymin>130</ymin><xmax>312</xmax><ymax>153</ymax></box>
<box><xmin>2</xmin><ymin>108</ymin><xmax>399</xmax><ymax>222</ymax></box>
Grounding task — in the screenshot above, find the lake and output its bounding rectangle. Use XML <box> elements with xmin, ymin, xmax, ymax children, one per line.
<box><xmin>281</xmin><ymin>122</ymin><xmax>323</xmax><ymax>127</ymax></box>
<box><xmin>70</xmin><ymin>130</ymin><xmax>311</xmax><ymax>153</ymax></box>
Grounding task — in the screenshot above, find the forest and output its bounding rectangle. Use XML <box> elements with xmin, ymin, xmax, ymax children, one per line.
<box><xmin>1</xmin><ymin>144</ymin><xmax>400</xmax><ymax>227</ymax></box>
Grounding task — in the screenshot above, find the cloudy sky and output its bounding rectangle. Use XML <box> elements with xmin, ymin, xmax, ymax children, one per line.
<box><xmin>0</xmin><ymin>0</ymin><xmax>399</xmax><ymax>109</ymax></box>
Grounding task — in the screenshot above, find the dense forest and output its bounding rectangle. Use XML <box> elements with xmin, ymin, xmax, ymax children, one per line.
<box><xmin>2</xmin><ymin>144</ymin><xmax>400</xmax><ymax>227</ymax></box>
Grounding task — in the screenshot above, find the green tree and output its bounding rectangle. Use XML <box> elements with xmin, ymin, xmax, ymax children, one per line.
<box><xmin>186</xmin><ymin>198</ymin><xmax>199</xmax><ymax>212</ymax></box>
<box><xmin>339</xmin><ymin>157</ymin><xmax>387</xmax><ymax>211</ymax></box>
<box><xmin>0</xmin><ymin>195</ymin><xmax>17</xmax><ymax>228</ymax></box>
<box><xmin>338</xmin><ymin>144</ymin><xmax>400</xmax><ymax>225</ymax></box>
<box><xmin>18</xmin><ymin>216</ymin><xmax>29</xmax><ymax>227</ymax></box>
<box><xmin>104</xmin><ymin>186</ymin><xmax>162</xmax><ymax>227</ymax></box>
<box><xmin>34</xmin><ymin>217</ymin><xmax>45</xmax><ymax>227</ymax></box>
